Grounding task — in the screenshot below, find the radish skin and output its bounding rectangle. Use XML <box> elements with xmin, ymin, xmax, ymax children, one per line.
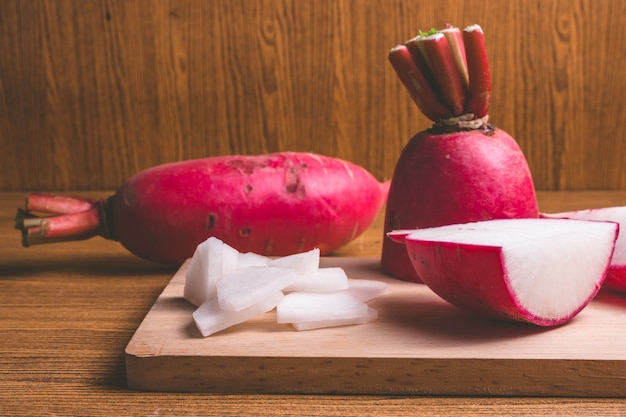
<box><xmin>16</xmin><ymin>152</ymin><xmax>388</xmax><ymax>265</ymax></box>
<box><xmin>382</xmin><ymin>128</ymin><xmax>539</xmax><ymax>282</ymax></box>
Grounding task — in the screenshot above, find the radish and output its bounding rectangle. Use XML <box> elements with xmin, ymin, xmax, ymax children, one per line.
<box><xmin>283</xmin><ymin>267</ymin><xmax>349</xmax><ymax>292</ymax></box>
<box><xmin>391</xmin><ymin>218</ymin><xmax>618</xmax><ymax>326</ymax></box>
<box><xmin>185</xmin><ymin>237</ymin><xmax>386</xmax><ymax>335</ymax></box>
<box><xmin>382</xmin><ymin>25</ymin><xmax>539</xmax><ymax>282</ymax></box>
<box><xmin>543</xmin><ymin>207</ymin><xmax>626</xmax><ymax>292</ymax></box>
<box><xmin>14</xmin><ymin>152</ymin><xmax>388</xmax><ymax>265</ymax></box>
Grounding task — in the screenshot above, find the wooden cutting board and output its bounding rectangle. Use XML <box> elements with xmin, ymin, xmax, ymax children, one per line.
<box><xmin>125</xmin><ymin>257</ymin><xmax>626</xmax><ymax>396</ymax></box>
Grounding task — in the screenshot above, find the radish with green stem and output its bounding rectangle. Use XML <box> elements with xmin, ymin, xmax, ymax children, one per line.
<box><xmin>383</xmin><ymin>24</ymin><xmax>539</xmax><ymax>282</ymax></box>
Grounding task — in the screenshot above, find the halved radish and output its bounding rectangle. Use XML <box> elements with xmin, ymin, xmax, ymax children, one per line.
<box><xmin>396</xmin><ymin>218</ymin><xmax>618</xmax><ymax>326</ymax></box>
<box><xmin>543</xmin><ymin>207</ymin><xmax>626</xmax><ymax>292</ymax></box>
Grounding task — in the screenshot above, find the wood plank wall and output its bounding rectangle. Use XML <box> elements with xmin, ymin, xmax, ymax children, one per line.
<box><xmin>1</xmin><ymin>0</ymin><xmax>625</xmax><ymax>192</ymax></box>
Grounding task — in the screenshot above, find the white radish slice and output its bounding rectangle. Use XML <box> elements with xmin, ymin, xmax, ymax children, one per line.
<box><xmin>276</xmin><ymin>292</ymin><xmax>369</xmax><ymax>324</ymax></box>
<box><xmin>401</xmin><ymin>218</ymin><xmax>618</xmax><ymax>326</ymax></box>
<box><xmin>184</xmin><ymin>237</ymin><xmax>241</xmax><ymax>306</ymax></box>
<box><xmin>217</xmin><ymin>266</ymin><xmax>299</xmax><ymax>311</ymax></box>
<box><xmin>193</xmin><ymin>291</ymin><xmax>284</xmax><ymax>337</ymax></box>
<box><xmin>344</xmin><ymin>279</ymin><xmax>389</xmax><ymax>302</ymax></box>
<box><xmin>184</xmin><ymin>237</ymin><xmax>223</xmax><ymax>306</ymax></box>
<box><xmin>268</xmin><ymin>248</ymin><xmax>320</xmax><ymax>275</ymax></box>
<box><xmin>183</xmin><ymin>245</ymin><xmax>210</xmax><ymax>307</ymax></box>
<box><xmin>222</xmin><ymin>242</ymin><xmax>241</xmax><ymax>276</ymax></box>
<box><xmin>237</xmin><ymin>252</ymin><xmax>270</xmax><ymax>268</ymax></box>
<box><xmin>283</xmin><ymin>267</ymin><xmax>349</xmax><ymax>292</ymax></box>
<box><xmin>292</xmin><ymin>308</ymin><xmax>378</xmax><ymax>331</ymax></box>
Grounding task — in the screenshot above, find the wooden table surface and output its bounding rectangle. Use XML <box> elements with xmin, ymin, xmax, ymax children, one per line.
<box><xmin>2</xmin><ymin>190</ymin><xmax>626</xmax><ymax>416</ymax></box>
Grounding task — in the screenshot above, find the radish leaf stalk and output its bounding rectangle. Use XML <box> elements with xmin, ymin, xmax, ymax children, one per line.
<box><xmin>382</xmin><ymin>24</ymin><xmax>539</xmax><ymax>282</ymax></box>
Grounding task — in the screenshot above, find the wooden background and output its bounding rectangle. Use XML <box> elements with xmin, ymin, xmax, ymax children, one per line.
<box><xmin>0</xmin><ymin>0</ymin><xmax>624</xmax><ymax>192</ymax></box>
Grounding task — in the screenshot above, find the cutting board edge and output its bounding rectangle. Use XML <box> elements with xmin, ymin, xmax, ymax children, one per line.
<box><xmin>124</xmin><ymin>352</ymin><xmax>626</xmax><ymax>396</ymax></box>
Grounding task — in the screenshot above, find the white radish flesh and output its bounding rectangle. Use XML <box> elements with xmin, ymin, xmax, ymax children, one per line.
<box><xmin>193</xmin><ymin>291</ymin><xmax>284</xmax><ymax>337</ymax></box>
<box><xmin>344</xmin><ymin>279</ymin><xmax>389</xmax><ymax>302</ymax></box>
<box><xmin>237</xmin><ymin>252</ymin><xmax>270</xmax><ymax>268</ymax></box>
<box><xmin>283</xmin><ymin>267</ymin><xmax>349</xmax><ymax>292</ymax></box>
<box><xmin>217</xmin><ymin>266</ymin><xmax>298</xmax><ymax>311</ymax></box>
<box><xmin>544</xmin><ymin>207</ymin><xmax>626</xmax><ymax>267</ymax></box>
<box><xmin>277</xmin><ymin>292</ymin><xmax>369</xmax><ymax>324</ymax></box>
<box><xmin>268</xmin><ymin>248</ymin><xmax>320</xmax><ymax>274</ymax></box>
<box><xmin>291</xmin><ymin>308</ymin><xmax>378</xmax><ymax>331</ymax></box>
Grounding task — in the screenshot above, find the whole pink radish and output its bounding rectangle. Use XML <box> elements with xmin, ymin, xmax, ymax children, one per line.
<box><xmin>15</xmin><ymin>152</ymin><xmax>388</xmax><ymax>265</ymax></box>
<box><xmin>383</xmin><ymin>25</ymin><xmax>539</xmax><ymax>282</ymax></box>
<box><xmin>391</xmin><ymin>218</ymin><xmax>618</xmax><ymax>326</ymax></box>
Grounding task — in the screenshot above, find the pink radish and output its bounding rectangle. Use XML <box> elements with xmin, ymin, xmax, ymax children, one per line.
<box><xmin>543</xmin><ymin>207</ymin><xmax>626</xmax><ymax>292</ymax></box>
<box><xmin>383</xmin><ymin>24</ymin><xmax>539</xmax><ymax>282</ymax></box>
<box><xmin>15</xmin><ymin>152</ymin><xmax>388</xmax><ymax>265</ymax></box>
<box><xmin>392</xmin><ymin>218</ymin><xmax>618</xmax><ymax>326</ymax></box>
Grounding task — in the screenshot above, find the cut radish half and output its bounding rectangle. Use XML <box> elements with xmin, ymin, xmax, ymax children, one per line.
<box><xmin>543</xmin><ymin>206</ymin><xmax>626</xmax><ymax>292</ymax></box>
<box><xmin>400</xmin><ymin>218</ymin><xmax>618</xmax><ymax>326</ymax></box>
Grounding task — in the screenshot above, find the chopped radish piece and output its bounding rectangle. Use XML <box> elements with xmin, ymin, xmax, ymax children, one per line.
<box><xmin>185</xmin><ymin>237</ymin><xmax>387</xmax><ymax>336</ymax></box>
<box><xmin>268</xmin><ymin>248</ymin><xmax>320</xmax><ymax>274</ymax></box>
<box><xmin>217</xmin><ymin>266</ymin><xmax>298</xmax><ymax>311</ymax></box>
<box><xmin>400</xmin><ymin>218</ymin><xmax>618</xmax><ymax>326</ymax></box>
<box><xmin>292</xmin><ymin>308</ymin><xmax>378</xmax><ymax>331</ymax></box>
<box><xmin>283</xmin><ymin>267</ymin><xmax>349</xmax><ymax>292</ymax></box>
<box><xmin>344</xmin><ymin>279</ymin><xmax>389</xmax><ymax>302</ymax></box>
<box><xmin>276</xmin><ymin>292</ymin><xmax>369</xmax><ymax>324</ymax></box>
<box><xmin>222</xmin><ymin>243</ymin><xmax>240</xmax><ymax>275</ymax></box>
<box><xmin>237</xmin><ymin>252</ymin><xmax>270</xmax><ymax>268</ymax></box>
<box><xmin>543</xmin><ymin>206</ymin><xmax>626</xmax><ymax>292</ymax></box>
<box><xmin>184</xmin><ymin>237</ymin><xmax>239</xmax><ymax>306</ymax></box>
<box><xmin>193</xmin><ymin>291</ymin><xmax>284</xmax><ymax>337</ymax></box>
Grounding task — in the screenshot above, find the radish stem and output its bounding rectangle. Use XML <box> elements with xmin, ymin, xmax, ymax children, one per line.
<box><xmin>463</xmin><ymin>24</ymin><xmax>491</xmax><ymax>118</ymax></box>
<box><xmin>16</xmin><ymin>204</ymin><xmax>106</xmax><ymax>246</ymax></box>
<box><xmin>388</xmin><ymin>45</ymin><xmax>452</xmax><ymax>121</ymax></box>
<box><xmin>414</xmin><ymin>32</ymin><xmax>468</xmax><ymax>116</ymax></box>
<box><xmin>26</xmin><ymin>193</ymin><xmax>96</xmax><ymax>215</ymax></box>
<box><xmin>441</xmin><ymin>27</ymin><xmax>469</xmax><ymax>88</ymax></box>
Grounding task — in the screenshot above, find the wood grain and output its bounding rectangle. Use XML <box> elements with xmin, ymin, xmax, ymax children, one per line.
<box><xmin>1</xmin><ymin>0</ymin><xmax>624</xmax><ymax>191</ymax></box>
<box><xmin>4</xmin><ymin>191</ymin><xmax>626</xmax><ymax>415</ymax></box>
